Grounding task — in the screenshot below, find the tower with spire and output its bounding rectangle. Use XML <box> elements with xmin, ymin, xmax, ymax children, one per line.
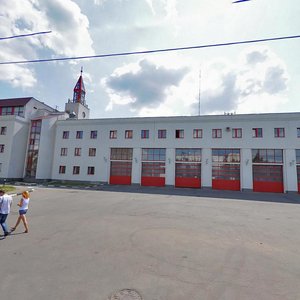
<box><xmin>65</xmin><ymin>68</ymin><xmax>90</xmax><ymax>119</ymax></box>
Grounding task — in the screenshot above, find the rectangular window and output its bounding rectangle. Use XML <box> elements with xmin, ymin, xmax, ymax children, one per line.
<box><xmin>232</xmin><ymin>128</ymin><xmax>242</xmax><ymax>138</ymax></box>
<box><xmin>89</xmin><ymin>148</ymin><xmax>96</xmax><ymax>156</ymax></box>
<box><xmin>296</xmin><ymin>149</ymin><xmax>300</xmax><ymax>164</ymax></box>
<box><xmin>74</xmin><ymin>148</ymin><xmax>81</xmax><ymax>156</ymax></box>
<box><xmin>125</xmin><ymin>130</ymin><xmax>133</xmax><ymax>139</ymax></box>
<box><xmin>60</xmin><ymin>148</ymin><xmax>68</xmax><ymax>156</ymax></box>
<box><xmin>158</xmin><ymin>129</ymin><xmax>167</xmax><ymax>139</ymax></box>
<box><xmin>111</xmin><ymin>148</ymin><xmax>133</xmax><ymax>160</ymax></box>
<box><xmin>62</xmin><ymin>131</ymin><xmax>69</xmax><ymax>139</ymax></box>
<box><xmin>0</xmin><ymin>126</ymin><xmax>7</xmax><ymax>135</ymax></box>
<box><xmin>76</xmin><ymin>131</ymin><xmax>83</xmax><ymax>139</ymax></box>
<box><xmin>1</xmin><ymin>107</ymin><xmax>13</xmax><ymax>115</ymax></box>
<box><xmin>73</xmin><ymin>166</ymin><xmax>80</xmax><ymax>175</ymax></box>
<box><xmin>87</xmin><ymin>166</ymin><xmax>95</xmax><ymax>175</ymax></box>
<box><xmin>142</xmin><ymin>148</ymin><xmax>166</xmax><ymax>161</ymax></box>
<box><xmin>175</xmin><ymin>129</ymin><xmax>184</xmax><ymax>139</ymax></box>
<box><xmin>90</xmin><ymin>130</ymin><xmax>97</xmax><ymax>139</ymax></box>
<box><xmin>110</xmin><ymin>130</ymin><xmax>117</xmax><ymax>139</ymax></box>
<box><xmin>252</xmin><ymin>149</ymin><xmax>283</xmax><ymax>164</ymax></box>
<box><xmin>193</xmin><ymin>129</ymin><xmax>202</xmax><ymax>139</ymax></box>
<box><xmin>212</xmin><ymin>129</ymin><xmax>222</xmax><ymax>138</ymax></box>
<box><xmin>212</xmin><ymin>148</ymin><xmax>240</xmax><ymax>163</ymax></box>
<box><xmin>252</xmin><ymin>128</ymin><xmax>263</xmax><ymax>138</ymax></box>
<box><xmin>141</xmin><ymin>130</ymin><xmax>149</xmax><ymax>139</ymax></box>
<box><xmin>59</xmin><ymin>165</ymin><xmax>66</xmax><ymax>174</ymax></box>
<box><xmin>0</xmin><ymin>144</ymin><xmax>4</xmax><ymax>153</ymax></box>
<box><xmin>0</xmin><ymin>163</ymin><xmax>2</xmax><ymax>173</ymax></box>
<box><xmin>297</xmin><ymin>128</ymin><xmax>300</xmax><ymax>138</ymax></box>
<box><xmin>14</xmin><ymin>106</ymin><xmax>24</xmax><ymax>116</ymax></box>
<box><xmin>176</xmin><ymin>148</ymin><xmax>202</xmax><ymax>162</ymax></box>
<box><xmin>274</xmin><ymin>128</ymin><xmax>285</xmax><ymax>138</ymax></box>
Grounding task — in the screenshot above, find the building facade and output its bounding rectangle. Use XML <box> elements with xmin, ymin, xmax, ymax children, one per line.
<box><xmin>1</xmin><ymin>74</ymin><xmax>300</xmax><ymax>193</ymax></box>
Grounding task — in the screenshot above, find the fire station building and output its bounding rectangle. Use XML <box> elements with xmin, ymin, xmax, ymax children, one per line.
<box><xmin>1</xmin><ymin>73</ymin><xmax>300</xmax><ymax>193</ymax></box>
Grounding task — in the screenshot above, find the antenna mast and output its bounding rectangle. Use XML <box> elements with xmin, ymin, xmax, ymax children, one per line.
<box><xmin>198</xmin><ymin>68</ymin><xmax>201</xmax><ymax>116</ymax></box>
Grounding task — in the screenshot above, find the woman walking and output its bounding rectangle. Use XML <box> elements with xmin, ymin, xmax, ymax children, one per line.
<box><xmin>11</xmin><ymin>191</ymin><xmax>30</xmax><ymax>233</ymax></box>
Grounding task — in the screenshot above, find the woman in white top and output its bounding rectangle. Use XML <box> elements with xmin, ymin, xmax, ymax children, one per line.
<box><xmin>11</xmin><ymin>191</ymin><xmax>30</xmax><ymax>233</ymax></box>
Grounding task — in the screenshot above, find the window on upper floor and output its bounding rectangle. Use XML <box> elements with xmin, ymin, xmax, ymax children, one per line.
<box><xmin>87</xmin><ymin>166</ymin><xmax>95</xmax><ymax>175</ymax></box>
<box><xmin>175</xmin><ymin>129</ymin><xmax>184</xmax><ymax>139</ymax></box>
<box><xmin>76</xmin><ymin>130</ymin><xmax>83</xmax><ymax>139</ymax></box>
<box><xmin>0</xmin><ymin>163</ymin><xmax>2</xmax><ymax>172</ymax></box>
<box><xmin>212</xmin><ymin>129</ymin><xmax>222</xmax><ymax>138</ymax></box>
<box><xmin>59</xmin><ymin>165</ymin><xmax>66</xmax><ymax>174</ymax></box>
<box><xmin>296</xmin><ymin>149</ymin><xmax>300</xmax><ymax>164</ymax></box>
<box><xmin>297</xmin><ymin>128</ymin><xmax>300</xmax><ymax>138</ymax></box>
<box><xmin>62</xmin><ymin>131</ymin><xmax>69</xmax><ymax>139</ymax></box>
<box><xmin>73</xmin><ymin>166</ymin><xmax>80</xmax><ymax>175</ymax></box>
<box><xmin>193</xmin><ymin>129</ymin><xmax>202</xmax><ymax>139</ymax></box>
<box><xmin>0</xmin><ymin>126</ymin><xmax>7</xmax><ymax>135</ymax></box>
<box><xmin>252</xmin><ymin>128</ymin><xmax>263</xmax><ymax>138</ymax></box>
<box><xmin>60</xmin><ymin>148</ymin><xmax>68</xmax><ymax>156</ymax></box>
<box><xmin>14</xmin><ymin>106</ymin><xmax>24</xmax><ymax>116</ymax></box>
<box><xmin>1</xmin><ymin>107</ymin><xmax>13</xmax><ymax>115</ymax></box>
<box><xmin>89</xmin><ymin>148</ymin><xmax>96</xmax><ymax>156</ymax></box>
<box><xmin>74</xmin><ymin>148</ymin><xmax>81</xmax><ymax>156</ymax></box>
<box><xmin>110</xmin><ymin>130</ymin><xmax>117</xmax><ymax>139</ymax></box>
<box><xmin>0</xmin><ymin>144</ymin><xmax>4</xmax><ymax>153</ymax></box>
<box><xmin>141</xmin><ymin>130</ymin><xmax>149</xmax><ymax>139</ymax></box>
<box><xmin>90</xmin><ymin>130</ymin><xmax>97</xmax><ymax>139</ymax></box>
<box><xmin>274</xmin><ymin>128</ymin><xmax>285</xmax><ymax>138</ymax></box>
<box><xmin>232</xmin><ymin>128</ymin><xmax>242</xmax><ymax>138</ymax></box>
<box><xmin>125</xmin><ymin>130</ymin><xmax>133</xmax><ymax>139</ymax></box>
<box><xmin>158</xmin><ymin>129</ymin><xmax>167</xmax><ymax>139</ymax></box>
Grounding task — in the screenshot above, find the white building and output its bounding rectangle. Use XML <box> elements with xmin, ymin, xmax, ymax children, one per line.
<box><xmin>1</xmin><ymin>73</ymin><xmax>300</xmax><ymax>193</ymax></box>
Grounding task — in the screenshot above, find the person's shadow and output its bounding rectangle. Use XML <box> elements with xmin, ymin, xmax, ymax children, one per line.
<box><xmin>0</xmin><ymin>232</ymin><xmax>25</xmax><ymax>240</ymax></box>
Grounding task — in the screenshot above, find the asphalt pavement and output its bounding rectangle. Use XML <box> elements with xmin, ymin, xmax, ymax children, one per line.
<box><xmin>1</xmin><ymin>186</ymin><xmax>300</xmax><ymax>300</ymax></box>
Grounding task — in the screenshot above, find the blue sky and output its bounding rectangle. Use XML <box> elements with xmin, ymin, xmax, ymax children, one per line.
<box><xmin>0</xmin><ymin>0</ymin><xmax>299</xmax><ymax>118</ymax></box>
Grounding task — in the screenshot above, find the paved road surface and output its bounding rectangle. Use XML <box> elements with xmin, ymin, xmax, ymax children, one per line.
<box><xmin>1</xmin><ymin>187</ymin><xmax>300</xmax><ymax>300</ymax></box>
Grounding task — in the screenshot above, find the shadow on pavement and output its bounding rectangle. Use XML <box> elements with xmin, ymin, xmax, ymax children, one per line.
<box><xmin>91</xmin><ymin>184</ymin><xmax>300</xmax><ymax>204</ymax></box>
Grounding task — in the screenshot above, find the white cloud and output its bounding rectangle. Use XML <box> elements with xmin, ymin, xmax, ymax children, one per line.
<box><xmin>191</xmin><ymin>46</ymin><xmax>289</xmax><ymax>115</ymax></box>
<box><xmin>102</xmin><ymin>46</ymin><xmax>289</xmax><ymax>116</ymax></box>
<box><xmin>0</xmin><ymin>0</ymin><xmax>94</xmax><ymax>88</ymax></box>
<box><xmin>103</xmin><ymin>58</ymin><xmax>189</xmax><ymax>112</ymax></box>
<box><xmin>0</xmin><ymin>65</ymin><xmax>36</xmax><ymax>88</ymax></box>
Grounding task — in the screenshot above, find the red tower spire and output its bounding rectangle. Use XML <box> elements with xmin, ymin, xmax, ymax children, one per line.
<box><xmin>73</xmin><ymin>67</ymin><xmax>86</xmax><ymax>105</ymax></box>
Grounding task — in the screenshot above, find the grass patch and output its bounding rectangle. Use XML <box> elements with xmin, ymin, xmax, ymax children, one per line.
<box><xmin>0</xmin><ymin>185</ymin><xmax>16</xmax><ymax>193</ymax></box>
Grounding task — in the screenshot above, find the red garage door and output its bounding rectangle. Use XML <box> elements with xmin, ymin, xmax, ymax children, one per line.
<box><xmin>252</xmin><ymin>149</ymin><xmax>284</xmax><ymax>193</ymax></box>
<box><xmin>297</xmin><ymin>150</ymin><xmax>300</xmax><ymax>193</ymax></box>
<box><xmin>297</xmin><ymin>166</ymin><xmax>300</xmax><ymax>193</ymax></box>
<box><xmin>212</xmin><ymin>149</ymin><xmax>240</xmax><ymax>191</ymax></box>
<box><xmin>175</xmin><ymin>148</ymin><xmax>201</xmax><ymax>188</ymax></box>
<box><xmin>109</xmin><ymin>148</ymin><xmax>132</xmax><ymax>185</ymax></box>
<box><xmin>252</xmin><ymin>165</ymin><xmax>283</xmax><ymax>193</ymax></box>
<box><xmin>141</xmin><ymin>148</ymin><xmax>166</xmax><ymax>187</ymax></box>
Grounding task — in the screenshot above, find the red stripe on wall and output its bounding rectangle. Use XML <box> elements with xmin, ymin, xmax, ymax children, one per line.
<box><xmin>175</xmin><ymin>177</ymin><xmax>201</xmax><ymax>188</ymax></box>
<box><xmin>141</xmin><ymin>177</ymin><xmax>165</xmax><ymax>187</ymax></box>
<box><xmin>253</xmin><ymin>181</ymin><xmax>284</xmax><ymax>193</ymax></box>
<box><xmin>109</xmin><ymin>176</ymin><xmax>131</xmax><ymax>185</ymax></box>
<box><xmin>212</xmin><ymin>179</ymin><xmax>240</xmax><ymax>191</ymax></box>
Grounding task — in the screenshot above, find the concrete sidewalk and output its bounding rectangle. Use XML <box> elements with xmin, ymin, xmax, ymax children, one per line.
<box><xmin>1</xmin><ymin>187</ymin><xmax>300</xmax><ymax>300</ymax></box>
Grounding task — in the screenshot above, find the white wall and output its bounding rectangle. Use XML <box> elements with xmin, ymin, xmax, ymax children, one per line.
<box><xmin>0</xmin><ymin>116</ymin><xmax>29</xmax><ymax>179</ymax></box>
<box><xmin>49</xmin><ymin>113</ymin><xmax>300</xmax><ymax>191</ymax></box>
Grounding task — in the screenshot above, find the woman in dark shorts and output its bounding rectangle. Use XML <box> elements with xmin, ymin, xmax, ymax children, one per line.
<box><xmin>11</xmin><ymin>191</ymin><xmax>30</xmax><ymax>233</ymax></box>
